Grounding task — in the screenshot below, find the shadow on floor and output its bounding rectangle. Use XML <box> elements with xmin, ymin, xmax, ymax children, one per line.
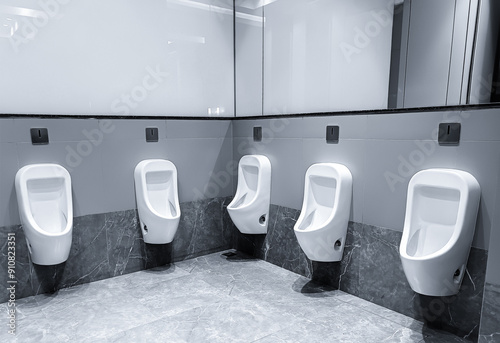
<box><xmin>292</xmin><ymin>278</ymin><xmax>338</xmax><ymax>298</ymax></box>
<box><xmin>220</xmin><ymin>250</ymin><xmax>259</xmax><ymax>262</ymax></box>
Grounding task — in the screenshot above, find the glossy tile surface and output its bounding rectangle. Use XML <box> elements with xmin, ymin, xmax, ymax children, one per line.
<box><xmin>233</xmin><ymin>204</ymin><xmax>488</xmax><ymax>341</ymax></box>
<box><xmin>479</xmin><ymin>283</ymin><xmax>500</xmax><ymax>342</ymax></box>
<box><xmin>0</xmin><ymin>250</ymin><xmax>468</xmax><ymax>343</ymax></box>
<box><xmin>0</xmin><ymin>197</ymin><xmax>234</xmax><ymax>303</ymax></box>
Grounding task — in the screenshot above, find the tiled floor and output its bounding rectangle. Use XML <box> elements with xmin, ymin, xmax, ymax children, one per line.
<box><xmin>1</xmin><ymin>250</ymin><xmax>469</xmax><ymax>343</ymax></box>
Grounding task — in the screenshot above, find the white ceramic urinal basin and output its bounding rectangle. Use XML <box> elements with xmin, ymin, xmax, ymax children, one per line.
<box><xmin>227</xmin><ymin>155</ymin><xmax>271</xmax><ymax>234</ymax></box>
<box><xmin>294</xmin><ymin>163</ymin><xmax>352</xmax><ymax>262</ymax></box>
<box><xmin>134</xmin><ymin>159</ymin><xmax>181</xmax><ymax>244</ymax></box>
<box><xmin>15</xmin><ymin>164</ymin><xmax>73</xmax><ymax>265</ymax></box>
<box><xmin>399</xmin><ymin>169</ymin><xmax>480</xmax><ymax>296</ymax></box>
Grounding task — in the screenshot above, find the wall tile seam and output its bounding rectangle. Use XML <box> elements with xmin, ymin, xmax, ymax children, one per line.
<box><xmin>163</xmin><ymin>137</ymin><xmax>226</xmax><ymax>141</ymax></box>
<box><xmin>1</xmin><ymin>198</ymin><xmax>232</xmax><ymax>228</ymax></box>
<box><xmin>2</xmin><ymin>137</ymin><xmax>228</xmax><ymax>143</ymax></box>
<box><xmin>233</xmin><ymin>136</ymin><xmax>367</xmax><ymax>141</ymax></box>
<box><xmin>264</xmin><ymin>205</ymin><xmax>489</xmax><ymax>253</ymax></box>
<box><xmin>234</xmin><ymin>135</ymin><xmax>500</xmax><ymax>142</ymax></box>
<box><xmin>301</xmin><ymin>137</ymin><xmax>367</xmax><ymax>141</ymax></box>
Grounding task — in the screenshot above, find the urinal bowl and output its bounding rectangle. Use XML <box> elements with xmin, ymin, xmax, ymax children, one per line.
<box><xmin>399</xmin><ymin>169</ymin><xmax>480</xmax><ymax>296</ymax></box>
<box><xmin>400</xmin><ymin>246</ymin><xmax>471</xmax><ymax>296</ymax></box>
<box><xmin>24</xmin><ymin>227</ymin><xmax>72</xmax><ymax>266</ymax></box>
<box><xmin>227</xmin><ymin>155</ymin><xmax>271</xmax><ymax>234</ymax></box>
<box><xmin>294</xmin><ymin>163</ymin><xmax>353</xmax><ymax>262</ymax></box>
<box><xmin>15</xmin><ymin>164</ymin><xmax>73</xmax><ymax>265</ymax></box>
<box><xmin>134</xmin><ymin>159</ymin><xmax>181</xmax><ymax>244</ymax></box>
<box><xmin>295</xmin><ymin>219</ymin><xmax>349</xmax><ymax>262</ymax></box>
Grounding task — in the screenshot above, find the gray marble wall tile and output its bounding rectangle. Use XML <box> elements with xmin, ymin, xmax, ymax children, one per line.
<box><xmin>348</xmin><ymin>225</ymin><xmax>485</xmax><ymax>341</ymax></box>
<box><xmin>231</xmin><ymin>204</ymin><xmax>489</xmax><ymax>342</ymax></box>
<box><xmin>479</xmin><ymin>282</ymin><xmax>500</xmax><ymax>342</ymax></box>
<box><xmin>1</xmin><ymin>197</ymin><xmax>233</xmax><ymax>303</ymax></box>
<box><xmin>0</xmin><ymin>225</ymin><xmax>32</xmax><ymax>301</ymax></box>
<box><xmin>442</xmin><ymin>248</ymin><xmax>488</xmax><ymax>339</ymax></box>
<box><xmin>105</xmin><ymin>210</ymin><xmax>147</xmax><ymax>276</ymax></box>
<box><xmin>173</xmin><ymin>197</ymin><xmax>232</xmax><ymax>262</ymax></box>
<box><xmin>60</xmin><ymin>213</ymin><xmax>110</xmax><ymax>287</ymax></box>
<box><xmin>222</xmin><ymin>197</ymin><xmax>236</xmax><ymax>249</ymax></box>
<box><xmin>232</xmin><ymin>204</ymin><xmax>312</xmax><ymax>278</ymax></box>
<box><xmin>311</xmin><ymin>222</ymin><xmax>362</xmax><ymax>296</ymax></box>
<box><xmin>357</xmin><ymin>224</ymin><xmax>413</xmax><ymax>314</ymax></box>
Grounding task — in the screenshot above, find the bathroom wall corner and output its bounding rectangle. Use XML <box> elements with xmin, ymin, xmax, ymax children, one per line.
<box><xmin>478</xmin><ymin>282</ymin><xmax>500</xmax><ymax>342</ymax></box>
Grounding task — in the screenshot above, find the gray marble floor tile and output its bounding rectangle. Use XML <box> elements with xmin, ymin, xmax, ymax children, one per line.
<box><xmin>106</xmin><ymin>317</ymin><xmax>188</xmax><ymax>343</ymax></box>
<box><xmin>38</xmin><ymin>294</ymin><xmax>156</xmax><ymax>342</ymax></box>
<box><xmin>101</xmin><ymin>263</ymin><xmax>190</xmax><ymax>291</ymax></box>
<box><xmin>254</xmin><ymin>308</ymin><xmax>424</xmax><ymax>343</ymax></box>
<box><xmin>175</xmin><ymin>249</ymin><xmax>261</xmax><ymax>274</ymax></box>
<box><xmin>150</xmin><ymin>298</ymin><xmax>299</xmax><ymax>343</ymax></box>
<box><xmin>0</xmin><ymin>249</ymin><xmax>471</xmax><ymax>343</ymax></box>
<box><xmin>130</xmin><ymin>274</ymin><xmax>230</xmax><ymax>318</ymax></box>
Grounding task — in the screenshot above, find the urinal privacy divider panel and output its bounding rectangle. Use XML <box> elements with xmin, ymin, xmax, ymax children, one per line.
<box><xmin>134</xmin><ymin>159</ymin><xmax>181</xmax><ymax>244</ymax></box>
<box><xmin>399</xmin><ymin>168</ymin><xmax>481</xmax><ymax>296</ymax></box>
<box><xmin>294</xmin><ymin>163</ymin><xmax>353</xmax><ymax>262</ymax></box>
<box><xmin>15</xmin><ymin>164</ymin><xmax>73</xmax><ymax>265</ymax></box>
<box><xmin>227</xmin><ymin>155</ymin><xmax>271</xmax><ymax>234</ymax></box>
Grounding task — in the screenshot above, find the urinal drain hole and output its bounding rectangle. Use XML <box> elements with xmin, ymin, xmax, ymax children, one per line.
<box><xmin>259</xmin><ymin>215</ymin><xmax>266</xmax><ymax>225</ymax></box>
<box><xmin>453</xmin><ymin>267</ymin><xmax>464</xmax><ymax>284</ymax></box>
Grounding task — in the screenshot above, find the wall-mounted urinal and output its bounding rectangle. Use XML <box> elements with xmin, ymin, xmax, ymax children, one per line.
<box><xmin>399</xmin><ymin>168</ymin><xmax>481</xmax><ymax>296</ymax></box>
<box><xmin>294</xmin><ymin>163</ymin><xmax>352</xmax><ymax>262</ymax></box>
<box><xmin>227</xmin><ymin>155</ymin><xmax>271</xmax><ymax>234</ymax></box>
<box><xmin>15</xmin><ymin>164</ymin><xmax>73</xmax><ymax>265</ymax></box>
<box><xmin>134</xmin><ymin>159</ymin><xmax>181</xmax><ymax>244</ymax></box>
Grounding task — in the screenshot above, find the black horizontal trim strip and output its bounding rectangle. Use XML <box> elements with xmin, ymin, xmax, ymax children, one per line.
<box><xmin>0</xmin><ymin>102</ymin><xmax>499</xmax><ymax>120</ymax></box>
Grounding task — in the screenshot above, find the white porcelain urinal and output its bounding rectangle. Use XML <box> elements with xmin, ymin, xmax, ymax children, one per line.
<box><xmin>134</xmin><ymin>159</ymin><xmax>181</xmax><ymax>244</ymax></box>
<box><xmin>15</xmin><ymin>164</ymin><xmax>73</xmax><ymax>265</ymax></box>
<box><xmin>399</xmin><ymin>169</ymin><xmax>481</xmax><ymax>296</ymax></box>
<box><xmin>294</xmin><ymin>163</ymin><xmax>352</xmax><ymax>262</ymax></box>
<box><xmin>227</xmin><ymin>155</ymin><xmax>271</xmax><ymax>234</ymax></box>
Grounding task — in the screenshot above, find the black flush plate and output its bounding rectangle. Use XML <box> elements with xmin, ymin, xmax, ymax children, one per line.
<box><xmin>30</xmin><ymin>128</ymin><xmax>49</xmax><ymax>145</ymax></box>
<box><xmin>253</xmin><ymin>126</ymin><xmax>262</xmax><ymax>142</ymax></box>
<box><xmin>438</xmin><ymin>123</ymin><xmax>461</xmax><ymax>145</ymax></box>
<box><xmin>326</xmin><ymin>125</ymin><xmax>339</xmax><ymax>143</ymax></box>
<box><xmin>146</xmin><ymin>127</ymin><xmax>158</xmax><ymax>142</ymax></box>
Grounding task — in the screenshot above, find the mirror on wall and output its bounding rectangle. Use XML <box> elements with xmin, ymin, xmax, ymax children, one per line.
<box><xmin>0</xmin><ymin>0</ymin><xmax>234</xmax><ymax>117</ymax></box>
<box><xmin>236</xmin><ymin>0</ymin><xmax>396</xmax><ymax>116</ymax></box>
<box><xmin>235</xmin><ymin>0</ymin><xmax>500</xmax><ymax>117</ymax></box>
<box><xmin>1</xmin><ymin>0</ymin><xmax>499</xmax><ymax>117</ymax></box>
<box><xmin>389</xmin><ymin>0</ymin><xmax>477</xmax><ymax>108</ymax></box>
